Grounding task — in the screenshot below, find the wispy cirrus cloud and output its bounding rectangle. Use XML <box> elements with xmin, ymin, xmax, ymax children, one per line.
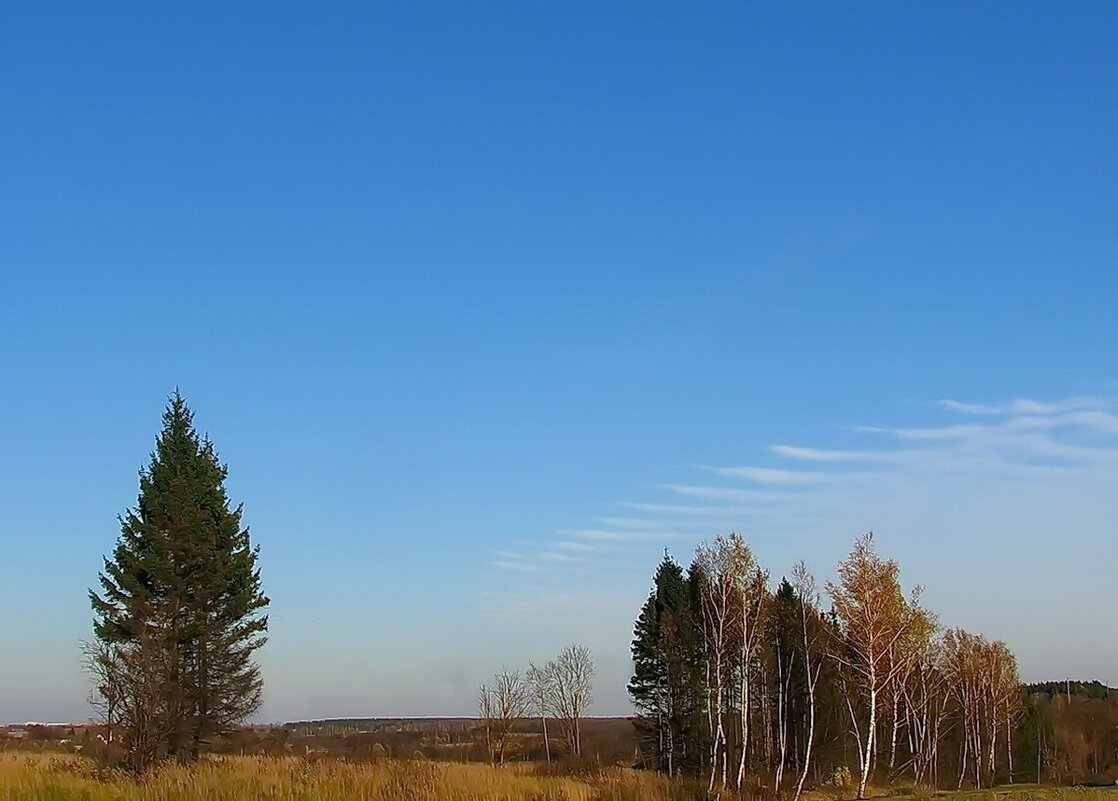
<box><xmin>936</xmin><ymin>397</ymin><xmax>1112</xmax><ymax>416</ymax></box>
<box><xmin>489</xmin><ymin>559</ymin><xmax>544</xmax><ymax>572</ymax></box>
<box><xmin>851</xmin><ymin>423</ymin><xmax>985</xmax><ymax>440</ymax></box>
<box><xmin>555</xmin><ymin>540</ymin><xmax>612</xmax><ymax>553</ymax></box>
<box><xmin>539</xmin><ymin>551</ymin><xmax>584</xmax><ymax>563</ymax></box>
<box><xmin>699</xmin><ymin>465</ymin><xmax>828</xmax><ymax>486</ymax></box>
<box><xmin>768</xmin><ymin>444</ymin><xmax>905</xmax><ymax>463</ymax></box>
<box><xmin>614</xmin><ymin>501</ymin><xmax>770</xmax><ymax>516</ymax></box>
<box><xmin>489</xmin><ymin>529</ymin><xmax>674</xmax><ymax>573</ymax></box>
<box><xmin>562</xmin><ymin>528</ymin><xmax>685</xmax><ymax>543</ymax></box>
<box><xmin>492</xmin><ymin>395</ymin><xmax>1118</xmax><ymax>579</ymax></box>
<box><xmin>935</xmin><ymin>399</ymin><xmax>1003</xmax><ymax>415</ymax></box>
<box><xmin>487</xmin><ymin>393</ymin><xmax>1118</xmax><ymax>692</ymax></box>
<box><xmin>660</xmin><ymin>484</ymin><xmax>794</xmax><ymax>502</ymax></box>
<box><xmin>858</xmin><ymin>409</ymin><xmax>1118</xmax><ymax>443</ymax></box>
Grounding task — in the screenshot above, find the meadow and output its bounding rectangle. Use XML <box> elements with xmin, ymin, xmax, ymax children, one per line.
<box><xmin>1</xmin><ymin>753</ymin><xmax>1115</xmax><ymax>801</ymax></box>
<box><xmin>0</xmin><ymin>753</ymin><xmax>707</xmax><ymax>801</ymax></box>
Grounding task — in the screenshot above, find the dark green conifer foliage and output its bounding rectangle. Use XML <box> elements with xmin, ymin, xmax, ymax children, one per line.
<box><xmin>767</xmin><ymin>578</ymin><xmax>804</xmax><ymax>782</ymax></box>
<box><xmin>629</xmin><ymin>554</ymin><xmax>707</xmax><ymax>776</ymax></box>
<box><xmin>91</xmin><ymin>393</ymin><xmax>268</xmax><ymax>766</ymax></box>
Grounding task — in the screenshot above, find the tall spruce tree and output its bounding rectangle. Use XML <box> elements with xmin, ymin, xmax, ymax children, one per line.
<box><xmin>629</xmin><ymin>553</ymin><xmax>706</xmax><ymax>776</ymax></box>
<box><xmin>768</xmin><ymin>578</ymin><xmax>807</xmax><ymax>791</ymax></box>
<box><xmin>90</xmin><ymin>393</ymin><xmax>268</xmax><ymax>768</ymax></box>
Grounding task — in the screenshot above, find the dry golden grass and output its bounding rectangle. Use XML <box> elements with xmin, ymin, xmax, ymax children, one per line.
<box><xmin>0</xmin><ymin>752</ymin><xmax>707</xmax><ymax>801</ymax></box>
<box><xmin>2</xmin><ymin>754</ymin><xmax>1113</xmax><ymax>801</ymax></box>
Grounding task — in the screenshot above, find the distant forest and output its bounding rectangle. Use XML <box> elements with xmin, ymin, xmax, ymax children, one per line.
<box><xmin>1026</xmin><ymin>682</ymin><xmax>1114</xmax><ymax>701</ymax></box>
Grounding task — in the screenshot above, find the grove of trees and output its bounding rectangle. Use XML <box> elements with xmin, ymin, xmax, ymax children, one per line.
<box><xmin>629</xmin><ymin>532</ymin><xmax>1030</xmax><ymax>797</ymax></box>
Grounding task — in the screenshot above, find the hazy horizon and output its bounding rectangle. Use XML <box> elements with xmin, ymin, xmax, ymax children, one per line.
<box><xmin>2</xmin><ymin>1</ymin><xmax>1115</xmax><ymax>725</ymax></box>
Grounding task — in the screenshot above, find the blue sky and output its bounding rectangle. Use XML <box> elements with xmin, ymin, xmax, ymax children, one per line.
<box><xmin>1</xmin><ymin>1</ymin><xmax>1116</xmax><ymax>723</ymax></box>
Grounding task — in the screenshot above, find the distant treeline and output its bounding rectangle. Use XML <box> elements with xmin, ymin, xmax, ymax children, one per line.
<box><xmin>1026</xmin><ymin>681</ymin><xmax>1114</xmax><ymax>701</ymax></box>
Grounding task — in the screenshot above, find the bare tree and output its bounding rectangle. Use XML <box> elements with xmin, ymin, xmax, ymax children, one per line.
<box><xmin>82</xmin><ymin>639</ymin><xmax>123</xmax><ymax>745</ymax></box>
<box><xmin>479</xmin><ymin>670</ymin><xmax>531</xmax><ymax>764</ymax></box>
<box><xmin>527</xmin><ymin>661</ymin><xmax>555</xmax><ymax>763</ymax></box>
<box><xmin>83</xmin><ymin>626</ymin><xmax>181</xmax><ymax>773</ymax></box>
<box><xmin>545</xmin><ymin>644</ymin><xmax>595</xmax><ymax>758</ymax></box>
<box><xmin>477</xmin><ymin>669</ymin><xmax>531</xmax><ymax>763</ymax></box>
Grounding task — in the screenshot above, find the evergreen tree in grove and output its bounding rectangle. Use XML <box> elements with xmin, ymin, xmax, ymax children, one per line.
<box><xmin>629</xmin><ymin>553</ymin><xmax>706</xmax><ymax>776</ymax></box>
<box><xmin>90</xmin><ymin>393</ymin><xmax>268</xmax><ymax>768</ymax></box>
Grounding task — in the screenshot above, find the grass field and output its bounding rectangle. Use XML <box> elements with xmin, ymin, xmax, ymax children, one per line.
<box><xmin>0</xmin><ymin>753</ymin><xmax>707</xmax><ymax>801</ymax></box>
<box><xmin>0</xmin><ymin>754</ymin><xmax>1113</xmax><ymax>801</ymax></box>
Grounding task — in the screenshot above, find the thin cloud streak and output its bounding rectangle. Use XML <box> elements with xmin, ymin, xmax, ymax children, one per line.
<box><xmin>489</xmin><ymin>560</ymin><xmax>545</xmax><ymax>572</ymax></box>
<box><xmin>936</xmin><ymin>400</ymin><xmax>1002</xmax><ymax>415</ymax></box>
<box><xmin>937</xmin><ymin>397</ymin><xmax>1113</xmax><ymax>416</ymax></box>
<box><xmin>562</xmin><ymin>529</ymin><xmax>685</xmax><ymax>543</ymax></box>
<box><xmin>852</xmin><ymin>413</ymin><xmax>1118</xmax><ymax>455</ymax></box>
<box><xmin>661</xmin><ymin>484</ymin><xmax>795</xmax><ymax>502</ymax></box>
<box><xmin>595</xmin><ymin>516</ymin><xmax>669</xmax><ymax>530</ymax></box>
<box><xmin>539</xmin><ymin>551</ymin><xmax>584</xmax><ymax>563</ymax></box>
<box><xmin>700</xmin><ymin>465</ymin><xmax>828</xmax><ymax>485</ymax></box>
<box><xmin>769</xmin><ymin>444</ymin><xmax>905</xmax><ymax>463</ymax></box>
<box><xmin>854</xmin><ymin>424</ymin><xmax>986</xmax><ymax>440</ymax></box>
<box><xmin>613</xmin><ymin>501</ymin><xmax>774</xmax><ymax>516</ymax></box>
<box><xmin>555</xmin><ymin>540</ymin><xmax>613</xmax><ymax>553</ymax></box>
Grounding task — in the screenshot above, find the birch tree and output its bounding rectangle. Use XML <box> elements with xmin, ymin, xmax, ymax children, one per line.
<box><xmin>941</xmin><ymin>629</ymin><xmax>1020</xmax><ymax>788</ymax></box>
<box><xmin>695</xmin><ymin>533</ymin><xmax>768</xmax><ymax>792</ymax></box>
<box><xmin>790</xmin><ymin>562</ymin><xmax>826</xmax><ymax>801</ymax></box>
<box><xmin>827</xmin><ymin>533</ymin><xmax>921</xmax><ymax>798</ymax></box>
<box><xmin>728</xmin><ymin>535</ymin><xmax>769</xmax><ymax>789</ymax></box>
<box><xmin>693</xmin><ymin>544</ymin><xmax>734</xmax><ymax>790</ymax></box>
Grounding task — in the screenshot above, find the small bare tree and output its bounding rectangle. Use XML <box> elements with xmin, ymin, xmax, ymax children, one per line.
<box><xmin>83</xmin><ymin>625</ymin><xmax>181</xmax><ymax>774</ymax></box>
<box><xmin>545</xmin><ymin>644</ymin><xmax>595</xmax><ymax>758</ymax></box>
<box><xmin>527</xmin><ymin>661</ymin><xmax>555</xmax><ymax>763</ymax></box>
<box><xmin>477</xmin><ymin>669</ymin><xmax>531</xmax><ymax>763</ymax></box>
<box><xmin>82</xmin><ymin>640</ymin><xmax>123</xmax><ymax>746</ymax></box>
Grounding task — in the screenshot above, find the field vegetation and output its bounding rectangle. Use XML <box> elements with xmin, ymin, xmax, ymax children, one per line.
<box><xmin>0</xmin><ymin>753</ymin><xmax>708</xmax><ymax>801</ymax></box>
<box><xmin>2</xmin><ymin>754</ymin><xmax>1116</xmax><ymax>801</ymax></box>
